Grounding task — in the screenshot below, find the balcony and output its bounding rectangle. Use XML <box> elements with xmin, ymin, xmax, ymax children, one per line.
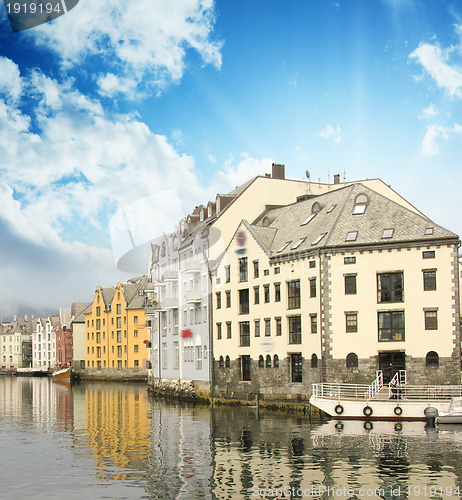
<box><xmin>163</xmin><ymin>270</ymin><xmax>178</xmax><ymax>281</ymax></box>
<box><xmin>183</xmin><ymin>261</ymin><xmax>201</xmax><ymax>274</ymax></box>
<box><xmin>144</xmin><ymin>302</ymin><xmax>163</xmax><ymax>315</ymax></box>
<box><xmin>185</xmin><ymin>290</ymin><xmax>201</xmax><ymax>303</ymax></box>
<box><xmin>163</xmin><ymin>298</ymin><xmax>179</xmax><ymax>309</ymax></box>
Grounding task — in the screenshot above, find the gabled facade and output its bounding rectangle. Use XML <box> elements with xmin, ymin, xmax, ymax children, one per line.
<box><xmin>56</xmin><ymin>309</ymin><xmax>72</xmax><ymax>368</ymax></box>
<box><xmin>33</xmin><ymin>316</ymin><xmax>58</xmax><ymax>369</ymax></box>
<box><xmin>1</xmin><ymin>314</ymin><xmax>34</xmax><ymax>369</ymax></box>
<box><xmin>71</xmin><ymin>302</ymin><xmax>92</xmax><ymax>371</ymax></box>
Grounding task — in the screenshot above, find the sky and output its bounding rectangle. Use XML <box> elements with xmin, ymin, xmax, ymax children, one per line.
<box><xmin>0</xmin><ymin>0</ymin><xmax>461</xmax><ymax>320</ymax></box>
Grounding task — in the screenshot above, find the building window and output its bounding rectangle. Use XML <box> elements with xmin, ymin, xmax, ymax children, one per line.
<box><xmin>117</xmin><ymin>304</ymin><xmax>121</xmax><ymax>314</ymax></box>
<box><xmin>309</xmin><ymin>260</ymin><xmax>316</xmax><ymax>268</ymax></box>
<box><xmin>288</xmin><ymin>280</ymin><xmax>301</xmax><ymax>309</ymax></box>
<box><xmin>239</xmin><ymin>289</ymin><xmax>250</xmax><ymax>314</ymax></box>
<box><xmin>264</xmin><ymin>284</ymin><xmax>270</xmax><ymax>303</ymax></box>
<box><xmin>352</xmin><ymin>193</ymin><xmax>369</xmax><ymax>215</ymax></box>
<box><xmin>344</xmin><ymin>256</ymin><xmax>356</xmax><ymax>264</ymax></box>
<box><xmin>254</xmin><ymin>286</ymin><xmax>260</xmax><ymax>304</ymax></box>
<box><xmin>117</xmin><ymin>346</ymin><xmax>122</xmax><ymax>357</ymax></box>
<box><xmin>291</xmin><ymin>354</ymin><xmax>303</xmax><ymax>382</ymax></box>
<box><xmin>311</xmin><ymin>353</ymin><xmax>318</xmax><ymax>369</ymax></box>
<box><xmin>309</xmin><ymin>278</ymin><xmax>316</xmax><ymax>298</ymax></box>
<box><xmin>225</xmin><ymin>266</ymin><xmax>231</xmax><ymax>283</ymax></box>
<box><xmin>174</xmin><ymin>342</ymin><xmax>179</xmax><ymax>369</ymax></box>
<box><xmin>423</xmin><ymin>270</ymin><xmax>437</xmax><ymax>291</ymax></box>
<box><xmin>134</xmin><ymin>360</ymin><xmax>139</xmax><ymax>367</ymax></box>
<box><xmin>226</xmin><ymin>322</ymin><xmax>232</xmax><ymax>339</ymax></box>
<box><xmin>254</xmin><ymin>319</ymin><xmax>260</xmax><ymax>337</ymax></box>
<box><xmin>241</xmin><ymin>355</ymin><xmax>251</xmax><ymax>381</ymax></box>
<box><xmin>96</xmin><ymin>332</ymin><xmax>101</xmax><ymax>343</ymax></box>
<box><xmin>346</xmin><ymin>352</ymin><xmax>358</xmax><ymax>368</ymax></box>
<box><xmin>266</xmin><ymin>355</ymin><xmax>272</xmax><ymax>368</ymax></box>
<box><xmin>134</xmin><ymin>330</ymin><xmax>138</xmax><ymax>337</ymax></box>
<box><xmin>264</xmin><ymin>318</ymin><xmax>271</xmax><ymax>337</ymax></box>
<box><xmin>377</xmin><ymin>272</ymin><xmax>404</xmax><ymax>303</ymax></box>
<box><xmin>225</xmin><ymin>355</ymin><xmax>230</xmax><ymax>368</ymax></box>
<box><xmin>378</xmin><ymin>311</ymin><xmax>405</xmax><ymax>341</ymax></box>
<box><xmin>117</xmin><ymin>317</ymin><xmax>122</xmax><ymax>328</ymax></box>
<box><xmin>345</xmin><ymin>312</ymin><xmax>358</xmax><ymax>333</ymax></box>
<box><xmin>162</xmin><ymin>343</ymin><xmax>167</xmax><ymax>369</ymax></box>
<box><xmin>382</xmin><ymin>228</ymin><xmax>394</xmax><ymax>239</ymax></box>
<box><xmin>310</xmin><ymin>314</ymin><xmax>317</xmax><ymax>334</ymax></box>
<box><xmin>259</xmin><ymin>355</ymin><xmax>264</xmax><ymax>368</ymax></box>
<box><xmin>274</xmin><ymin>283</ymin><xmax>281</xmax><ymax>302</ymax></box>
<box><xmin>275</xmin><ymin>317</ymin><xmax>282</xmax><ymax>336</ymax></box>
<box><xmin>289</xmin><ymin>316</ymin><xmax>302</xmax><ymax>344</ymax></box>
<box><xmin>274</xmin><ymin>267</ymin><xmax>280</xmax><ymax>274</ymax></box>
<box><xmin>216</xmin><ymin>292</ymin><xmax>221</xmax><ymax>309</ymax></box>
<box><xmin>219</xmin><ymin>356</ymin><xmax>224</xmax><ymax>368</ymax></box>
<box><xmin>134</xmin><ymin>316</ymin><xmax>138</xmax><ymax>324</ymax></box>
<box><xmin>425</xmin><ymin>310</ymin><xmax>438</xmax><ymax>330</ymax></box>
<box><xmin>96</xmin><ymin>306</ymin><xmax>100</xmax><ymax>316</ymax></box>
<box><xmin>344</xmin><ymin>275</ymin><xmax>357</xmax><ymax>295</ymax></box>
<box><xmin>217</xmin><ymin>323</ymin><xmax>222</xmax><ymax>340</ymax></box>
<box><xmin>264</xmin><ymin>269</ymin><xmax>269</xmax><ymax>276</ymax></box>
<box><xmin>253</xmin><ymin>260</ymin><xmax>259</xmax><ymax>279</ymax></box>
<box><xmin>226</xmin><ymin>291</ymin><xmax>231</xmax><ymax>308</ymax></box>
<box><xmin>239</xmin><ymin>321</ymin><xmax>250</xmax><ymax>347</ymax></box>
<box><xmin>117</xmin><ymin>331</ymin><xmax>122</xmax><ymax>342</ymax></box>
<box><xmin>346</xmin><ymin>231</ymin><xmax>358</xmax><ymax>242</ymax></box>
<box><xmin>196</xmin><ymin>346</ymin><xmax>202</xmax><ymax>370</ymax></box>
<box><xmin>423</xmin><ymin>251</ymin><xmax>435</xmax><ymax>259</ymax></box>
<box><xmin>273</xmin><ymin>354</ymin><xmax>279</xmax><ymax>368</ymax></box>
<box><xmin>426</xmin><ymin>351</ymin><xmax>439</xmax><ymax>367</ymax></box>
<box><xmin>239</xmin><ymin>257</ymin><xmax>248</xmax><ymax>282</ymax></box>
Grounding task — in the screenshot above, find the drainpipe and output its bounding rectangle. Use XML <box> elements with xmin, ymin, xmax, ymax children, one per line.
<box><xmin>209</xmin><ymin>268</ymin><xmax>214</xmax><ymax>403</ymax></box>
<box><xmin>318</xmin><ymin>249</ymin><xmax>324</xmax><ymax>383</ymax></box>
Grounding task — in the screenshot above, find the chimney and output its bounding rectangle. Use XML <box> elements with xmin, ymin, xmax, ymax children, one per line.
<box><xmin>334</xmin><ymin>174</ymin><xmax>340</xmax><ymax>184</ymax></box>
<box><xmin>24</xmin><ymin>314</ymin><xmax>28</xmax><ymax>321</ymax></box>
<box><xmin>13</xmin><ymin>314</ymin><xmax>17</xmax><ymax>321</ymax></box>
<box><xmin>272</xmin><ymin>163</ymin><xmax>285</xmax><ymax>180</ymax></box>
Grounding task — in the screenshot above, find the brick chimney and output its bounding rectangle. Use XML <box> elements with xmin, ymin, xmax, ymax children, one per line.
<box><xmin>334</xmin><ymin>174</ymin><xmax>340</xmax><ymax>184</ymax></box>
<box><xmin>272</xmin><ymin>163</ymin><xmax>285</xmax><ymax>180</ymax></box>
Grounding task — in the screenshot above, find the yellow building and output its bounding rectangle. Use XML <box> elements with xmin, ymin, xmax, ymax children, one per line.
<box><xmin>85</xmin><ymin>277</ymin><xmax>149</xmax><ymax>375</ymax></box>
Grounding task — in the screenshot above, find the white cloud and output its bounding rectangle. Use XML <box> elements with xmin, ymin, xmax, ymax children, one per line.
<box><xmin>318</xmin><ymin>124</ymin><xmax>344</xmax><ymax>143</ymax></box>
<box><xmin>0</xmin><ymin>57</ymin><xmax>22</xmax><ymax>102</ymax></box>
<box><xmin>422</xmin><ymin>123</ymin><xmax>462</xmax><ymax>156</ymax></box>
<box><xmin>410</xmin><ymin>35</ymin><xmax>462</xmax><ymax>98</ymax></box>
<box><xmin>419</xmin><ymin>103</ymin><xmax>439</xmax><ymax>120</ymax></box>
<box><xmin>30</xmin><ymin>0</ymin><xmax>222</xmax><ymax>96</ymax></box>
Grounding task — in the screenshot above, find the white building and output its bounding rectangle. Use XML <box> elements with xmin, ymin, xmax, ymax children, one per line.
<box><xmin>33</xmin><ymin>316</ymin><xmax>58</xmax><ymax>369</ymax></box>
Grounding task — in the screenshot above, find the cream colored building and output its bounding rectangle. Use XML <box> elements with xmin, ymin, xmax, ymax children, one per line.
<box><xmin>213</xmin><ymin>182</ymin><xmax>460</xmax><ymax>400</ymax></box>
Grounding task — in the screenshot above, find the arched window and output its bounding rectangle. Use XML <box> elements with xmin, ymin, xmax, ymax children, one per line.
<box><xmin>225</xmin><ymin>355</ymin><xmax>230</xmax><ymax>368</ymax></box>
<box><xmin>266</xmin><ymin>355</ymin><xmax>272</xmax><ymax>368</ymax></box>
<box><xmin>219</xmin><ymin>356</ymin><xmax>224</xmax><ymax>368</ymax></box>
<box><xmin>426</xmin><ymin>351</ymin><xmax>439</xmax><ymax>367</ymax></box>
<box><xmin>203</xmin><ymin>345</ymin><xmax>207</xmax><ymax>359</ymax></box>
<box><xmin>273</xmin><ymin>354</ymin><xmax>279</xmax><ymax>368</ymax></box>
<box><xmin>311</xmin><ymin>353</ymin><xmax>318</xmax><ymax>368</ymax></box>
<box><xmin>161</xmin><ymin>241</ymin><xmax>166</xmax><ymax>258</ymax></box>
<box><xmin>352</xmin><ymin>193</ymin><xmax>369</xmax><ymax>215</ymax></box>
<box><xmin>258</xmin><ymin>355</ymin><xmax>264</xmax><ymax>368</ymax></box>
<box><xmin>346</xmin><ymin>352</ymin><xmax>358</xmax><ymax>368</ymax></box>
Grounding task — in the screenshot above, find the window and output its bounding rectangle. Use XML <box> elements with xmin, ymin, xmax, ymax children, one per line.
<box><xmin>327</xmin><ymin>205</ymin><xmax>336</xmax><ymax>213</ymax></box>
<box><xmin>425</xmin><ymin>227</ymin><xmax>434</xmax><ymax>235</ymax></box>
<box><xmin>264</xmin><ymin>284</ymin><xmax>270</xmax><ymax>303</ymax></box>
<box><xmin>96</xmin><ymin>306</ymin><xmax>100</xmax><ymax>316</ymax></box>
<box><xmin>239</xmin><ymin>257</ymin><xmax>248</xmax><ymax>282</ymax></box>
<box><xmin>309</xmin><ymin>260</ymin><xmax>316</xmax><ymax>268</ymax></box>
<box><xmin>225</xmin><ymin>355</ymin><xmax>230</xmax><ymax>368</ymax></box>
<box><xmin>274</xmin><ymin>283</ymin><xmax>281</xmax><ymax>302</ymax></box>
<box><xmin>203</xmin><ymin>305</ymin><xmax>207</xmax><ymax>322</ymax></box>
<box><xmin>219</xmin><ymin>356</ymin><xmax>224</xmax><ymax>368</ymax></box>
<box><xmin>291</xmin><ymin>354</ymin><xmax>303</xmax><ymax>382</ymax></box>
<box><xmin>225</xmin><ymin>266</ymin><xmax>231</xmax><ymax>283</ymax></box>
<box><xmin>310</xmin><ymin>314</ymin><xmax>317</xmax><ymax>334</ymax></box>
<box><xmin>134</xmin><ymin>345</ymin><xmax>139</xmax><ymax>352</ymax></box>
<box><xmin>382</xmin><ymin>228</ymin><xmax>394</xmax><ymax>238</ymax></box>
<box><xmin>273</xmin><ymin>354</ymin><xmax>279</xmax><ymax>368</ymax></box>
<box><xmin>134</xmin><ymin>316</ymin><xmax>138</xmax><ymax>324</ymax></box>
<box><xmin>352</xmin><ymin>204</ymin><xmax>366</xmax><ymax>215</ymax></box>
<box><xmin>378</xmin><ymin>311</ymin><xmax>405</xmax><ymax>341</ymax></box>
<box><xmin>265</xmin><ymin>318</ymin><xmax>271</xmax><ymax>337</ymax></box>
<box><xmin>226</xmin><ymin>322</ymin><xmax>232</xmax><ymax>339</ymax></box>
<box><xmin>423</xmin><ymin>270</ymin><xmax>436</xmax><ymax>291</ymax></box>
<box><xmin>425</xmin><ymin>310</ymin><xmax>438</xmax><ymax>330</ymax></box>
<box><xmin>97</xmin><ymin>347</ymin><xmax>101</xmax><ymax>358</ymax></box>
<box><xmin>254</xmin><ymin>319</ymin><xmax>260</xmax><ymax>337</ymax></box>
<box><xmin>344</xmin><ymin>256</ymin><xmax>356</xmax><ymax>264</ymax></box>
<box><xmin>309</xmin><ymin>278</ymin><xmax>316</xmax><ymax>298</ymax></box>
<box><xmin>311</xmin><ymin>353</ymin><xmax>318</xmax><ymax>369</ymax></box>
<box><xmin>266</xmin><ymin>355</ymin><xmax>272</xmax><ymax>368</ymax></box>
<box><xmin>174</xmin><ymin>342</ymin><xmax>179</xmax><ymax>369</ymax></box>
<box><xmin>346</xmin><ymin>231</ymin><xmax>357</xmax><ymax>242</ymax></box>
<box><xmin>117</xmin><ymin>304</ymin><xmax>121</xmax><ymax>314</ymax></box>
<box><xmin>239</xmin><ymin>321</ymin><xmax>250</xmax><ymax>347</ymax></box>
<box><xmin>277</xmin><ymin>242</ymin><xmax>291</xmax><ymax>252</ymax></box>
<box><xmin>346</xmin><ymin>353</ymin><xmax>358</xmax><ymax>368</ymax></box>
<box><xmin>117</xmin><ymin>331</ymin><xmax>122</xmax><ymax>342</ymax></box>
<box><xmin>216</xmin><ymin>292</ymin><xmax>222</xmax><ymax>309</ymax></box>
<box><xmin>96</xmin><ymin>332</ymin><xmax>101</xmax><ymax>343</ymax></box>
<box><xmin>289</xmin><ymin>316</ymin><xmax>302</xmax><ymax>344</ymax></box>
<box><xmin>301</xmin><ymin>213</ymin><xmax>316</xmax><ymax>225</ymax></box>
<box><xmin>118</xmin><ymin>346</ymin><xmax>122</xmax><ymax>357</ymax></box>
<box><xmin>377</xmin><ymin>272</ymin><xmax>403</xmax><ymax>302</ymax></box>
<box><xmin>264</xmin><ymin>269</ymin><xmax>269</xmax><ymax>276</ymax></box>
<box><xmin>254</xmin><ymin>286</ymin><xmax>260</xmax><ymax>304</ymax></box>
<box><xmin>275</xmin><ymin>317</ymin><xmax>282</xmax><ymax>336</ymax></box>
<box><xmin>226</xmin><ymin>291</ymin><xmax>231</xmax><ymax>308</ymax></box>
<box><xmin>196</xmin><ymin>346</ymin><xmax>202</xmax><ymax>370</ymax></box>
<box><xmin>344</xmin><ymin>275</ymin><xmax>357</xmax><ymax>295</ymax></box>
<box><xmin>217</xmin><ymin>323</ymin><xmax>222</xmax><ymax>340</ymax></box>
<box><xmin>241</xmin><ymin>355</ymin><xmax>251</xmax><ymax>381</ymax></box>
<box><xmin>258</xmin><ymin>355</ymin><xmax>264</xmax><ymax>368</ymax></box>
<box><xmin>117</xmin><ymin>317</ymin><xmax>122</xmax><ymax>328</ymax></box>
<box><xmin>312</xmin><ymin>233</ymin><xmax>327</xmax><ymax>245</ymax></box>
<box><xmin>253</xmin><ymin>260</ymin><xmax>259</xmax><ymax>278</ymax></box>
<box><xmin>426</xmin><ymin>351</ymin><xmax>439</xmax><ymax>367</ymax></box>
<box><xmin>288</xmin><ymin>280</ymin><xmax>301</xmax><ymax>309</ymax></box>
<box><xmin>423</xmin><ymin>250</ymin><xmax>435</xmax><ymax>259</ymax></box>
<box><xmin>292</xmin><ymin>238</ymin><xmax>306</xmax><ymax>249</ymax></box>
<box><xmin>274</xmin><ymin>267</ymin><xmax>280</xmax><ymax>274</ymax></box>
<box><xmin>239</xmin><ymin>289</ymin><xmax>250</xmax><ymax>314</ymax></box>
<box><xmin>345</xmin><ymin>312</ymin><xmax>358</xmax><ymax>333</ymax></box>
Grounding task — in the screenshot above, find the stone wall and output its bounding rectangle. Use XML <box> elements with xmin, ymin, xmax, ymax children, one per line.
<box><xmin>80</xmin><ymin>368</ymin><xmax>147</xmax><ymax>381</ymax></box>
<box><xmin>148</xmin><ymin>378</ymin><xmax>210</xmax><ymax>401</ymax></box>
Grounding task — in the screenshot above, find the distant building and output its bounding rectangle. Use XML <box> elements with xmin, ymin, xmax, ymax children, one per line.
<box><xmin>33</xmin><ymin>316</ymin><xmax>59</xmax><ymax>369</ymax></box>
<box><xmin>56</xmin><ymin>309</ymin><xmax>72</xmax><ymax>367</ymax></box>
<box><xmin>0</xmin><ymin>314</ymin><xmax>34</xmax><ymax>369</ymax></box>
<box><xmin>71</xmin><ymin>302</ymin><xmax>92</xmax><ymax>371</ymax></box>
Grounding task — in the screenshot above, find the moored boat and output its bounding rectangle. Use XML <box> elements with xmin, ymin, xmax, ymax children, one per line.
<box><xmin>310</xmin><ymin>370</ymin><xmax>462</xmax><ymax>421</ymax></box>
<box><xmin>436</xmin><ymin>398</ymin><xmax>462</xmax><ymax>424</ymax></box>
<box><xmin>52</xmin><ymin>367</ymin><xmax>75</xmax><ymax>383</ymax></box>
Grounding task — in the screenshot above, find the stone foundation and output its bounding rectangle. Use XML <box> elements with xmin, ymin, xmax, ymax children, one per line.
<box><xmin>148</xmin><ymin>378</ymin><xmax>211</xmax><ymax>402</ymax></box>
<box><xmin>80</xmin><ymin>368</ymin><xmax>147</xmax><ymax>381</ymax></box>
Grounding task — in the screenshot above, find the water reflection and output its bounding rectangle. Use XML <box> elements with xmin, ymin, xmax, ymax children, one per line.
<box><xmin>1</xmin><ymin>378</ymin><xmax>462</xmax><ymax>499</ymax></box>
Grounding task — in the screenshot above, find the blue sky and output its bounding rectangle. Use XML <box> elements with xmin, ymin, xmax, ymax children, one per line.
<box><xmin>0</xmin><ymin>0</ymin><xmax>461</xmax><ymax>318</ymax></box>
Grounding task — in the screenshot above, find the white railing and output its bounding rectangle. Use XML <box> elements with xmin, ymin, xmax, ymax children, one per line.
<box><xmin>369</xmin><ymin>371</ymin><xmax>383</xmax><ymax>397</ymax></box>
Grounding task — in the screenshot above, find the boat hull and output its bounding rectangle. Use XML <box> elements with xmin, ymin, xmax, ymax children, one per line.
<box><xmin>52</xmin><ymin>367</ymin><xmax>74</xmax><ymax>383</ymax></box>
<box><xmin>437</xmin><ymin>414</ymin><xmax>462</xmax><ymax>424</ymax></box>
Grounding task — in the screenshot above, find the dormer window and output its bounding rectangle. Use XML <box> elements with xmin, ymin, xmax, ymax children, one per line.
<box><xmin>346</xmin><ymin>231</ymin><xmax>358</xmax><ymax>242</ymax></box>
<box><xmin>352</xmin><ymin>193</ymin><xmax>369</xmax><ymax>215</ymax></box>
<box><xmin>382</xmin><ymin>228</ymin><xmax>394</xmax><ymax>239</ymax></box>
<box><xmin>292</xmin><ymin>238</ymin><xmax>306</xmax><ymax>249</ymax></box>
<box><xmin>200</xmin><ymin>208</ymin><xmax>205</xmax><ymax>222</ymax></box>
<box><xmin>277</xmin><ymin>242</ymin><xmax>291</xmax><ymax>253</ymax></box>
<box><xmin>301</xmin><ymin>213</ymin><xmax>316</xmax><ymax>226</ymax></box>
<box><xmin>312</xmin><ymin>233</ymin><xmax>327</xmax><ymax>245</ymax></box>
<box><xmin>312</xmin><ymin>202</ymin><xmax>321</xmax><ymax>213</ymax></box>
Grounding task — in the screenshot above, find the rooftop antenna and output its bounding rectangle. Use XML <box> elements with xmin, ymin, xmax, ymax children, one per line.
<box><xmin>343</xmin><ymin>167</ymin><xmax>346</xmax><ymax>183</ymax></box>
<box><xmin>305</xmin><ymin>170</ymin><xmax>312</xmax><ymax>193</ymax></box>
<box><xmin>328</xmin><ymin>170</ymin><xmax>330</xmax><ymax>184</ymax></box>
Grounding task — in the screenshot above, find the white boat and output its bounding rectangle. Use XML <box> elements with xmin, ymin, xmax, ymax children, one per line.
<box><xmin>310</xmin><ymin>370</ymin><xmax>462</xmax><ymax>421</ymax></box>
<box><xmin>436</xmin><ymin>398</ymin><xmax>462</xmax><ymax>424</ymax></box>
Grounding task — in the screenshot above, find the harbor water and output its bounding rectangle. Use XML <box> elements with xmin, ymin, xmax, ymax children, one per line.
<box><xmin>1</xmin><ymin>377</ymin><xmax>462</xmax><ymax>499</ymax></box>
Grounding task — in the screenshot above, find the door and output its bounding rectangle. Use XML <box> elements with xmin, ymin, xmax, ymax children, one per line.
<box><xmin>241</xmin><ymin>355</ymin><xmax>251</xmax><ymax>381</ymax></box>
<box><xmin>379</xmin><ymin>352</ymin><xmax>405</xmax><ymax>383</ymax></box>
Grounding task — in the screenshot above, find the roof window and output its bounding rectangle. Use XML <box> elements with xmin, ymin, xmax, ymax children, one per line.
<box><xmin>312</xmin><ymin>233</ymin><xmax>327</xmax><ymax>245</ymax></box>
<box><xmin>345</xmin><ymin>231</ymin><xmax>358</xmax><ymax>242</ymax></box>
<box><xmin>277</xmin><ymin>242</ymin><xmax>291</xmax><ymax>253</ymax></box>
<box><xmin>352</xmin><ymin>193</ymin><xmax>369</xmax><ymax>215</ymax></box>
<box><xmin>382</xmin><ymin>228</ymin><xmax>394</xmax><ymax>239</ymax></box>
<box><xmin>425</xmin><ymin>227</ymin><xmax>434</xmax><ymax>235</ymax></box>
<box><xmin>327</xmin><ymin>205</ymin><xmax>336</xmax><ymax>213</ymax></box>
<box><xmin>301</xmin><ymin>213</ymin><xmax>317</xmax><ymax>226</ymax></box>
<box><xmin>292</xmin><ymin>238</ymin><xmax>306</xmax><ymax>249</ymax></box>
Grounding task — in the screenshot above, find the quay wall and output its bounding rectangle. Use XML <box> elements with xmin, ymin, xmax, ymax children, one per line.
<box><xmin>80</xmin><ymin>368</ymin><xmax>147</xmax><ymax>381</ymax></box>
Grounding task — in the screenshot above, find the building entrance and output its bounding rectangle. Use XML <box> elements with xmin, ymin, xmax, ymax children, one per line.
<box><xmin>378</xmin><ymin>351</ymin><xmax>405</xmax><ymax>383</ymax></box>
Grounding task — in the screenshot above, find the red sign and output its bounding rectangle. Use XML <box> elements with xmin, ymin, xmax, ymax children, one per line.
<box><xmin>236</xmin><ymin>231</ymin><xmax>246</xmax><ymax>245</ymax></box>
<box><xmin>181</xmin><ymin>328</ymin><xmax>193</xmax><ymax>338</ymax></box>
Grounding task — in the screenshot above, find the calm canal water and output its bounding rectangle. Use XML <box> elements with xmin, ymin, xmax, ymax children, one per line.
<box><xmin>1</xmin><ymin>378</ymin><xmax>462</xmax><ymax>500</ymax></box>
